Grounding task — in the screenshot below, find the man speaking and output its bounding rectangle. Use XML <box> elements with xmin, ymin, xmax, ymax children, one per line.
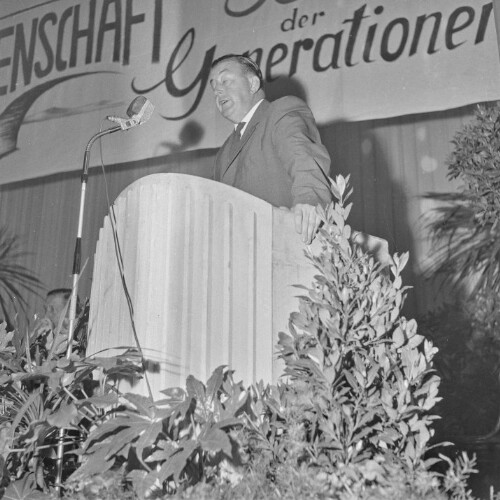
<box><xmin>209</xmin><ymin>54</ymin><xmax>333</xmax><ymax>245</ymax></box>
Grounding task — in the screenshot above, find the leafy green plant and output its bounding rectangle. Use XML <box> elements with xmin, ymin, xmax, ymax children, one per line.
<box><xmin>0</xmin><ymin>312</ymin><xmax>143</xmax><ymax>498</ymax></box>
<box><xmin>69</xmin><ymin>365</ymin><xmax>249</xmax><ymax>498</ymax></box>
<box><xmin>423</xmin><ymin>102</ymin><xmax>500</xmax><ymax>439</ymax></box>
<box><xmin>278</xmin><ymin>185</ymin><xmax>439</xmax><ymax>464</ymax></box>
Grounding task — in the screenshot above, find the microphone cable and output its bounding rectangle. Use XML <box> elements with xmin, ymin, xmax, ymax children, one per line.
<box><xmin>95</xmin><ymin>119</ymin><xmax>154</xmax><ymax>401</ymax></box>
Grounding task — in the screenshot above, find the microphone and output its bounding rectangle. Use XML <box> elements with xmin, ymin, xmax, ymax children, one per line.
<box><xmin>107</xmin><ymin>96</ymin><xmax>154</xmax><ymax>130</ymax></box>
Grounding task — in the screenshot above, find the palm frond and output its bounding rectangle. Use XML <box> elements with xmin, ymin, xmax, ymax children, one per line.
<box><xmin>0</xmin><ymin>226</ymin><xmax>43</xmax><ymax>325</ymax></box>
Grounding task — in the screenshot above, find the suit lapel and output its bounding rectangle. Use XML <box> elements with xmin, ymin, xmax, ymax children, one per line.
<box><xmin>220</xmin><ymin>100</ymin><xmax>270</xmax><ymax>179</ymax></box>
<box><xmin>215</xmin><ymin>132</ymin><xmax>236</xmax><ymax>180</ymax></box>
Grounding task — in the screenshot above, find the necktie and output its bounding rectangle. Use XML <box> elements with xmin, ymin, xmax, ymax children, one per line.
<box><xmin>235</xmin><ymin>121</ymin><xmax>245</xmax><ymax>138</ymax></box>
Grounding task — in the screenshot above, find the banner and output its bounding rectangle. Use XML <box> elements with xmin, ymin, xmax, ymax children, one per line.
<box><xmin>0</xmin><ymin>0</ymin><xmax>499</xmax><ymax>184</ymax></box>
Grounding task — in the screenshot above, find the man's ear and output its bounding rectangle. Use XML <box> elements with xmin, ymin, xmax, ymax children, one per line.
<box><xmin>249</xmin><ymin>75</ymin><xmax>260</xmax><ymax>94</ymax></box>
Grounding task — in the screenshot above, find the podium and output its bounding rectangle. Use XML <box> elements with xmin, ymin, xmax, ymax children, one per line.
<box><xmin>87</xmin><ymin>173</ymin><xmax>320</xmax><ymax>398</ymax></box>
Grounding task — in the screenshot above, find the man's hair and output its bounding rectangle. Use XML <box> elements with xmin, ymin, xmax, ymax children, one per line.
<box><xmin>211</xmin><ymin>54</ymin><xmax>264</xmax><ymax>90</ymax></box>
<box><xmin>46</xmin><ymin>288</ymin><xmax>81</xmax><ymax>312</ymax></box>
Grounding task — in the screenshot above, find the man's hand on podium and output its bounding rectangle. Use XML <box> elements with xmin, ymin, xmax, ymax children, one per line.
<box><xmin>279</xmin><ymin>204</ymin><xmax>321</xmax><ymax>245</ymax></box>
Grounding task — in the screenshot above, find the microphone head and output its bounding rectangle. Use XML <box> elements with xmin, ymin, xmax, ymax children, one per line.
<box><xmin>127</xmin><ymin>96</ymin><xmax>154</xmax><ymax>125</ymax></box>
<box><xmin>126</xmin><ymin>96</ymin><xmax>148</xmax><ymax>118</ymax></box>
<box><xmin>107</xmin><ymin>96</ymin><xmax>154</xmax><ymax>130</ymax></box>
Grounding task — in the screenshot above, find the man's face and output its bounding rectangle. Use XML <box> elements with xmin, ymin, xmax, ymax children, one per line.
<box><xmin>209</xmin><ymin>60</ymin><xmax>258</xmax><ymax>124</ymax></box>
<box><xmin>44</xmin><ymin>294</ymin><xmax>68</xmax><ymax>328</ymax></box>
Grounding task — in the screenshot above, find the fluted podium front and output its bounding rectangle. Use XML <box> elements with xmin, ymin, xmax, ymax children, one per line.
<box><xmin>87</xmin><ymin>173</ymin><xmax>317</xmax><ymax>398</ymax></box>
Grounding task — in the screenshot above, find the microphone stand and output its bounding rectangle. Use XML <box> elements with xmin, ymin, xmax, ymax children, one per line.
<box><xmin>55</xmin><ymin>125</ymin><xmax>121</xmax><ymax>494</ymax></box>
<box><xmin>66</xmin><ymin>125</ymin><xmax>122</xmax><ymax>354</ymax></box>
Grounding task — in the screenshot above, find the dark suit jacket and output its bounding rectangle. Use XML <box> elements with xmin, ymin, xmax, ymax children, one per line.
<box><xmin>214</xmin><ymin>96</ymin><xmax>332</xmax><ymax>208</ymax></box>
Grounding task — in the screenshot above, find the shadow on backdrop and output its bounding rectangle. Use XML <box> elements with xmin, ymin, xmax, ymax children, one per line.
<box><xmin>155</xmin><ymin>120</ymin><xmax>205</xmax><ymax>155</ymax></box>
